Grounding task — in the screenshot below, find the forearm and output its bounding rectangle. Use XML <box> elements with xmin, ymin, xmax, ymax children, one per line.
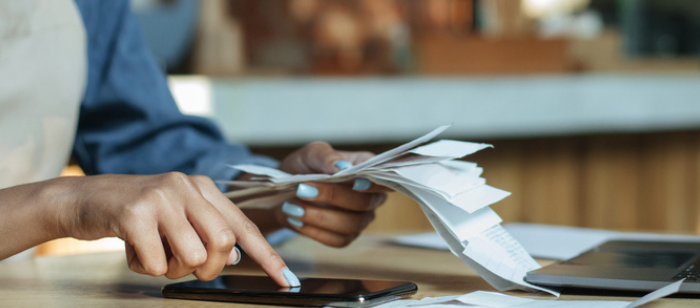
<box><xmin>0</xmin><ymin>179</ymin><xmax>70</xmax><ymax>260</ymax></box>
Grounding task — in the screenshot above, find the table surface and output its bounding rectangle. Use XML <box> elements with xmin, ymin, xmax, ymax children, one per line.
<box><xmin>1</xmin><ymin>233</ymin><xmax>697</xmax><ymax>307</ymax></box>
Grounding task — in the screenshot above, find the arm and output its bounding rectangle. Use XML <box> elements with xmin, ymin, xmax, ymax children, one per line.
<box><xmin>16</xmin><ymin>0</ymin><xmax>297</xmax><ymax>286</ymax></box>
<box><xmin>72</xmin><ymin>0</ymin><xmax>274</xmax><ymax>185</ymax></box>
<box><xmin>72</xmin><ymin>0</ymin><xmax>385</xmax><ymax>249</ymax></box>
<box><xmin>0</xmin><ymin>182</ymin><xmax>62</xmax><ymax>259</ymax></box>
<box><xmin>0</xmin><ymin>173</ymin><xmax>297</xmax><ymax>286</ymax></box>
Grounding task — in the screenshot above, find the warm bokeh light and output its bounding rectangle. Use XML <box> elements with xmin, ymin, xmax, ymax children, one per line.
<box><xmin>521</xmin><ymin>0</ymin><xmax>591</xmax><ymax>18</ymax></box>
<box><xmin>168</xmin><ymin>76</ymin><xmax>213</xmax><ymax>116</ymax></box>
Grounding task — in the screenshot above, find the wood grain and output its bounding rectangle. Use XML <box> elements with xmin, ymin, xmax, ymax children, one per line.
<box><xmin>6</xmin><ymin>233</ymin><xmax>698</xmax><ymax>307</ymax></box>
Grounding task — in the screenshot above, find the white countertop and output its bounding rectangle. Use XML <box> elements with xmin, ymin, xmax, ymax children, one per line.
<box><xmin>170</xmin><ymin>74</ymin><xmax>700</xmax><ymax>146</ymax></box>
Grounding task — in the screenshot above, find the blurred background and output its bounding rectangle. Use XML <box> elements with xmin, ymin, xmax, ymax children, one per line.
<box><xmin>136</xmin><ymin>0</ymin><xmax>700</xmax><ymax>75</ymax></box>
<box><xmin>42</xmin><ymin>0</ymin><xmax>700</xmax><ymax>255</ymax></box>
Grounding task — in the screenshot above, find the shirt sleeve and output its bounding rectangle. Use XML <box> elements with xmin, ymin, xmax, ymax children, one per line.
<box><xmin>71</xmin><ymin>0</ymin><xmax>276</xmax><ymax>190</ymax></box>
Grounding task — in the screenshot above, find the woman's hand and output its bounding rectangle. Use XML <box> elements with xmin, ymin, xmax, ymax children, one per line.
<box><xmin>0</xmin><ymin>173</ymin><xmax>299</xmax><ymax>287</ymax></box>
<box><xmin>275</xmin><ymin>142</ymin><xmax>388</xmax><ymax>247</ymax></box>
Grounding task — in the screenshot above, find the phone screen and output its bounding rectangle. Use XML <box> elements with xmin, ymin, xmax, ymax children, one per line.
<box><xmin>162</xmin><ymin>275</ymin><xmax>417</xmax><ymax>307</ymax></box>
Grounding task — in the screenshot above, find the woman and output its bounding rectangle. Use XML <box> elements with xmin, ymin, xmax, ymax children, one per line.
<box><xmin>0</xmin><ymin>0</ymin><xmax>385</xmax><ymax>288</ymax></box>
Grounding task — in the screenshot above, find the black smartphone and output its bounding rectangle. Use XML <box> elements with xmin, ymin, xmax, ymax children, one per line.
<box><xmin>161</xmin><ymin>275</ymin><xmax>417</xmax><ymax>307</ymax></box>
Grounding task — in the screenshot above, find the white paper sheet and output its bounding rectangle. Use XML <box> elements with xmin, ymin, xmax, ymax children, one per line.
<box><xmin>462</xmin><ymin>225</ymin><xmax>552</xmax><ymax>294</ymax></box>
<box><xmin>408</xmin><ymin>139</ymin><xmax>492</xmax><ymax>159</ymax></box>
<box><xmin>453</xmin><ymin>291</ymin><xmax>533</xmax><ymax>307</ymax></box>
<box><xmin>394</xmin><ymin>223</ymin><xmax>700</xmax><ymax>260</ymax></box>
<box><xmin>334</xmin><ymin>125</ymin><xmax>451</xmax><ymax>176</ymax></box>
<box><xmin>371</xmin><ymin>280</ymin><xmax>683</xmax><ymax>308</ymax></box>
<box><xmin>447</xmin><ymin>185</ymin><xmax>512</xmax><ymax>214</ymax></box>
<box><xmin>367</xmin><ymin>154</ymin><xmax>456</xmax><ymax>170</ymax></box>
<box><xmin>393</xmin><ymin>163</ymin><xmax>485</xmax><ymax>198</ymax></box>
<box><xmin>393</xmin><ymin>232</ymin><xmax>452</xmax><ymax>251</ymax></box>
<box><xmin>386</xmin><ymin>182</ymin><xmax>556</xmax><ymax>295</ymax></box>
<box><xmin>623</xmin><ymin>278</ymin><xmax>684</xmax><ymax>308</ymax></box>
<box><xmin>228</xmin><ymin>164</ymin><xmax>291</xmax><ymax>179</ymax></box>
<box><xmin>506</xmin><ymin>223</ymin><xmax>700</xmax><ymax>260</ymax></box>
<box><xmin>402</xmin><ymin>185</ymin><xmax>503</xmax><ymax>242</ymax></box>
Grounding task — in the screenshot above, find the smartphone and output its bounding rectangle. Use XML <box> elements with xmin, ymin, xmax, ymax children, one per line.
<box><xmin>161</xmin><ymin>275</ymin><xmax>417</xmax><ymax>307</ymax></box>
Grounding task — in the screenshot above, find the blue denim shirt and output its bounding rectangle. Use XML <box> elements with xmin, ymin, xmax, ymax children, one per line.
<box><xmin>71</xmin><ymin>0</ymin><xmax>276</xmax><ymax>189</ymax></box>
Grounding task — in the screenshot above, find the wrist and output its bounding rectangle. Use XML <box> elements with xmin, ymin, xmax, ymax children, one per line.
<box><xmin>0</xmin><ymin>177</ymin><xmax>80</xmax><ymax>259</ymax></box>
<box><xmin>35</xmin><ymin>177</ymin><xmax>81</xmax><ymax>240</ymax></box>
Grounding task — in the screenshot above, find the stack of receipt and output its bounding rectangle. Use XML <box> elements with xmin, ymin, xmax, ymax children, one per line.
<box><xmin>222</xmin><ymin>125</ymin><xmax>556</xmax><ymax>295</ymax></box>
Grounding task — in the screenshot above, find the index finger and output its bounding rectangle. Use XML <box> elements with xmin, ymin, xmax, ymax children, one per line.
<box><xmin>196</xmin><ymin>178</ymin><xmax>300</xmax><ymax>287</ymax></box>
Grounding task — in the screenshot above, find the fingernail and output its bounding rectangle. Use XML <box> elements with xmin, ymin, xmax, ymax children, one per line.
<box><xmin>282</xmin><ymin>268</ymin><xmax>301</xmax><ymax>287</ymax></box>
<box><xmin>287</xmin><ymin>217</ymin><xmax>304</xmax><ymax>228</ymax></box>
<box><xmin>296</xmin><ymin>184</ymin><xmax>318</xmax><ymax>199</ymax></box>
<box><xmin>282</xmin><ymin>201</ymin><xmax>305</xmax><ymax>217</ymax></box>
<box><xmin>353</xmin><ymin>178</ymin><xmax>371</xmax><ymax>191</ymax></box>
<box><xmin>227</xmin><ymin>247</ymin><xmax>241</xmax><ymax>266</ymax></box>
<box><xmin>334</xmin><ymin>160</ymin><xmax>353</xmax><ymax>170</ymax></box>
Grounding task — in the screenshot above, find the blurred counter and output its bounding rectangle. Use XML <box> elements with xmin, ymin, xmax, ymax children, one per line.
<box><xmin>169</xmin><ymin>74</ymin><xmax>700</xmax><ymax>146</ymax></box>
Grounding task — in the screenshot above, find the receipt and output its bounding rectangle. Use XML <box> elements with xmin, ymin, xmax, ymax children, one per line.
<box><xmin>224</xmin><ymin>125</ymin><xmax>554</xmax><ymax>294</ymax></box>
<box><xmin>370</xmin><ymin>279</ymin><xmax>683</xmax><ymax>308</ymax></box>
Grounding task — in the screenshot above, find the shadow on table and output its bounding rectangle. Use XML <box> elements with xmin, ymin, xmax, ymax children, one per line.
<box><xmin>109</xmin><ymin>283</ymin><xmax>163</xmax><ymax>299</ymax></box>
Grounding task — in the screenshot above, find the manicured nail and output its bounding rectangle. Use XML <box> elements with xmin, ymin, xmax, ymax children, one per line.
<box><xmin>282</xmin><ymin>268</ymin><xmax>301</xmax><ymax>287</ymax></box>
<box><xmin>282</xmin><ymin>201</ymin><xmax>305</xmax><ymax>217</ymax></box>
<box><xmin>287</xmin><ymin>217</ymin><xmax>304</xmax><ymax>228</ymax></box>
<box><xmin>296</xmin><ymin>184</ymin><xmax>318</xmax><ymax>199</ymax></box>
<box><xmin>334</xmin><ymin>160</ymin><xmax>353</xmax><ymax>170</ymax></box>
<box><xmin>227</xmin><ymin>247</ymin><xmax>241</xmax><ymax>265</ymax></box>
<box><xmin>353</xmin><ymin>178</ymin><xmax>371</xmax><ymax>191</ymax></box>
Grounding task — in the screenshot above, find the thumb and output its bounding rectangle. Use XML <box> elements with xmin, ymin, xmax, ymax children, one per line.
<box><xmin>282</xmin><ymin>142</ymin><xmax>351</xmax><ymax>175</ymax></box>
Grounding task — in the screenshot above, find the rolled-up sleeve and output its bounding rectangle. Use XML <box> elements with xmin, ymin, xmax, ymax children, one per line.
<box><xmin>72</xmin><ymin>0</ymin><xmax>275</xmax><ymax>189</ymax></box>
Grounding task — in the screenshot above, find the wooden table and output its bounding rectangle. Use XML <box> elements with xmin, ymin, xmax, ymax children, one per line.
<box><xmin>1</xmin><ymin>233</ymin><xmax>697</xmax><ymax>307</ymax></box>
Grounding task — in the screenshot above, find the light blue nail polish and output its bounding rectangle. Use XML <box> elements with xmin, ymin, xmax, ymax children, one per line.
<box><xmin>334</xmin><ymin>160</ymin><xmax>353</xmax><ymax>170</ymax></box>
<box><xmin>287</xmin><ymin>217</ymin><xmax>304</xmax><ymax>228</ymax></box>
<box><xmin>296</xmin><ymin>184</ymin><xmax>318</xmax><ymax>199</ymax></box>
<box><xmin>353</xmin><ymin>178</ymin><xmax>371</xmax><ymax>191</ymax></box>
<box><xmin>282</xmin><ymin>201</ymin><xmax>305</xmax><ymax>217</ymax></box>
<box><xmin>229</xmin><ymin>247</ymin><xmax>241</xmax><ymax>265</ymax></box>
<box><xmin>282</xmin><ymin>268</ymin><xmax>301</xmax><ymax>287</ymax></box>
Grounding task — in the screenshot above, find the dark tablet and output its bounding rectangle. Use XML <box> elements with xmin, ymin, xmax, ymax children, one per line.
<box><xmin>162</xmin><ymin>275</ymin><xmax>417</xmax><ymax>307</ymax></box>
